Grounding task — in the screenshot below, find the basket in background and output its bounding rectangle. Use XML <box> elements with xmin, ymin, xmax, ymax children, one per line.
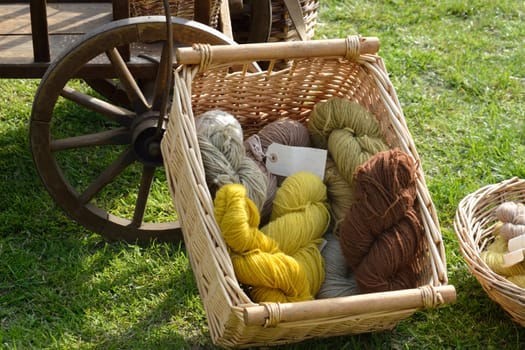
<box><xmin>129</xmin><ymin>0</ymin><xmax>222</xmax><ymax>29</ymax></box>
<box><xmin>454</xmin><ymin>177</ymin><xmax>525</xmax><ymax>327</ymax></box>
<box><xmin>230</xmin><ymin>0</ymin><xmax>319</xmax><ymax>44</ymax></box>
<box><xmin>161</xmin><ymin>35</ymin><xmax>456</xmax><ymax>348</ymax></box>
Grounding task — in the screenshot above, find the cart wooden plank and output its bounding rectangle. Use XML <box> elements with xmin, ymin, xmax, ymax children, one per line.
<box><xmin>0</xmin><ymin>3</ymin><xmax>116</xmax><ymax>77</ymax></box>
<box><xmin>0</xmin><ymin>3</ymin><xmax>112</xmax><ymax>34</ymax></box>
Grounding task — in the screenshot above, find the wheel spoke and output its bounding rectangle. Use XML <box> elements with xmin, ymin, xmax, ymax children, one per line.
<box><xmin>151</xmin><ymin>40</ymin><xmax>172</xmax><ymax>112</ymax></box>
<box><xmin>106</xmin><ymin>47</ymin><xmax>150</xmax><ymax>114</ymax></box>
<box><xmin>130</xmin><ymin>165</ymin><xmax>156</xmax><ymax>228</ymax></box>
<box><xmin>79</xmin><ymin>148</ymin><xmax>136</xmax><ymax>204</ymax></box>
<box><xmin>61</xmin><ymin>86</ymin><xmax>134</xmax><ymax>127</ymax></box>
<box><xmin>51</xmin><ymin>128</ymin><xmax>130</xmax><ymax>151</ymax></box>
<box><xmin>83</xmin><ymin>78</ymin><xmax>134</xmax><ymax>109</ymax></box>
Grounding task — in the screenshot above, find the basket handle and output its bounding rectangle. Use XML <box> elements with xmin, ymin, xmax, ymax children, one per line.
<box><xmin>243</xmin><ymin>285</ymin><xmax>456</xmax><ymax>327</ymax></box>
<box><xmin>175</xmin><ymin>35</ymin><xmax>380</xmax><ymax>66</ymax></box>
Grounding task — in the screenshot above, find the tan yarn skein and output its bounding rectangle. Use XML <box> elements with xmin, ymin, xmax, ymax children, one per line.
<box><xmin>245</xmin><ymin>118</ymin><xmax>311</xmax><ymax>223</ymax></box>
<box><xmin>496</xmin><ymin>202</ymin><xmax>525</xmax><ymax>225</ymax></box>
<box><xmin>494</xmin><ymin>202</ymin><xmax>525</xmax><ymax>240</ymax></box>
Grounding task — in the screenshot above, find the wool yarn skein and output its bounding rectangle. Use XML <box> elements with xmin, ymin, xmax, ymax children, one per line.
<box><xmin>323</xmin><ymin>157</ymin><xmax>354</xmax><ymax>234</ymax></box>
<box><xmin>307</xmin><ymin>98</ymin><xmax>389</xmax><ymax>232</ymax></box>
<box><xmin>316</xmin><ymin>232</ymin><xmax>360</xmax><ymax>299</ymax></box>
<box><xmin>245</xmin><ymin>118</ymin><xmax>311</xmax><ymax>223</ymax></box>
<box><xmin>307</xmin><ymin>98</ymin><xmax>389</xmax><ymax>184</ymax></box>
<box><xmin>213</xmin><ymin>172</ymin><xmax>330</xmax><ymax>303</ymax></box>
<box><xmin>496</xmin><ymin>201</ymin><xmax>525</xmax><ymax>225</ymax></box>
<box><xmin>507</xmin><ymin>275</ymin><xmax>525</xmax><ymax>288</ymax></box>
<box><xmin>481</xmin><ymin>235</ymin><xmax>525</xmax><ymax>276</ymax></box>
<box><xmin>260</xmin><ymin>172</ymin><xmax>331</xmax><ymax>296</ymax></box>
<box><xmin>499</xmin><ymin>222</ymin><xmax>525</xmax><ymax>241</ymax></box>
<box><xmin>339</xmin><ymin>149</ymin><xmax>426</xmax><ymax>294</ymax></box>
<box><xmin>196</xmin><ymin>110</ymin><xmax>268</xmax><ymax>211</ymax></box>
<box><xmin>494</xmin><ymin>202</ymin><xmax>525</xmax><ymax>240</ymax></box>
<box><xmin>481</xmin><ymin>209</ymin><xmax>525</xmax><ymax>289</ymax></box>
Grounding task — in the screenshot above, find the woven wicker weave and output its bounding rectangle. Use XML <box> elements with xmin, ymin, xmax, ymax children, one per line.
<box><xmin>270</xmin><ymin>0</ymin><xmax>318</xmax><ymax>42</ymax></box>
<box><xmin>231</xmin><ymin>0</ymin><xmax>319</xmax><ymax>43</ymax></box>
<box><xmin>161</xmin><ymin>36</ymin><xmax>455</xmax><ymax>348</ymax></box>
<box><xmin>129</xmin><ymin>0</ymin><xmax>222</xmax><ymax>29</ymax></box>
<box><xmin>454</xmin><ymin>177</ymin><xmax>525</xmax><ymax>327</ymax></box>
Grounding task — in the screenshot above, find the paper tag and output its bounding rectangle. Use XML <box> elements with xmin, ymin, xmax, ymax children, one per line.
<box><xmin>265</xmin><ymin>143</ymin><xmax>327</xmax><ymax>180</ymax></box>
<box><xmin>508</xmin><ymin>233</ymin><xmax>525</xmax><ymax>252</ymax></box>
<box><xmin>503</xmin><ymin>248</ymin><xmax>525</xmax><ymax>267</ymax></box>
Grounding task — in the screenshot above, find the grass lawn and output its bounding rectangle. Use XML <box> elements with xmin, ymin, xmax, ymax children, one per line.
<box><xmin>1</xmin><ymin>0</ymin><xmax>524</xmax><ymax>349</ymax></box>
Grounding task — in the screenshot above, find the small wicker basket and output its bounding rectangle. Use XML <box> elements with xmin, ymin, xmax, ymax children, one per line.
<box><xmin>161</xmin><ymin>36</ymin><xmax>456</xmax><ymax>348</ymax></box>
<box><xmin>454</xmin><ymin>177</ymin><xmax>525</xmax><ymax>327</ymax></box>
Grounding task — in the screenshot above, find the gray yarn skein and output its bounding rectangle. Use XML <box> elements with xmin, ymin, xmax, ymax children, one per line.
<box><xmin>196</xmin><ymin>110</ymin><xmax>268</xmax><ymax>211</ymax></box>
<box><xmin>316</xmin><ymin>232</ymin><xmax>360</xmax><ymax>299</ymax></box>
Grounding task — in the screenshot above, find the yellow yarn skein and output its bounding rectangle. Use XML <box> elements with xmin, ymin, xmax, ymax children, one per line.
<box><xmin>214</xmin><ymin>172</ymin><xmax>330</xmax><ymax>303</ymax></box>
<box><xmin>507</xmin><ymin>275</ymin><xmax>525</xmax><ymax>288</ymax></box>
<box><xmin>213</xmin><ymin>184</ymin><xmax>277</xmax><ymax>254</ymax></box>
<box><xmin>481</xmin><ymin>235</ymin><xmax>525</xmax><ymax>276</ymax></box>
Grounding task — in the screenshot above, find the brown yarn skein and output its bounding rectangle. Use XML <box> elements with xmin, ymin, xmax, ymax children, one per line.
<box><xmin>339</xmin><ymin>149</ymin><xmax>426</xmax><ymax>294</ymax></box>
<box><xmin>244</xmin><ymin>118</ymin><xmax>311</xmax><ymax>223</ymax></box>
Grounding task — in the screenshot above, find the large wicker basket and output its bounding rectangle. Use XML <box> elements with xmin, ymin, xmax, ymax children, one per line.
<box><xmin>454</xmin><ymin>177</ymin><xmax>525</xmax><ymax>327</ymax></box>
<box><xmin>161</xmin><ymin>36</ymin><xmax>456</xmax><ymax>348</ymax></box>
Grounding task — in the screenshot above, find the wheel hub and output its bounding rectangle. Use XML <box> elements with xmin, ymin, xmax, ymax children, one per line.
<box><xmin>131</xmin><ymin>112</ymin><xmax>166</xmax><ymax>167</ymax></box>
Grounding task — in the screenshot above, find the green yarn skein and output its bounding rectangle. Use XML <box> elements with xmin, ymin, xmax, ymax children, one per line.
<box><xmin>308</xmin><ymin>98</ymin><xmax>389</xmax><ymax>185</ymax></box>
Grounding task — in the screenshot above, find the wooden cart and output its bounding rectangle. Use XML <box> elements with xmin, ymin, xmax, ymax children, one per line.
<box><xmin>0</xmin><ymin>0</ymin><xmax>236</xmax><ymax>242</ymax></box>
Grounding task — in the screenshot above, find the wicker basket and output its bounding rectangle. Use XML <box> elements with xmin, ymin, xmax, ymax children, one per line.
<box><xmin>129</xmin><ymin>0</ymin><xmax>222</xmax><ymax>29</ymax></box>
<box><xmin>230</xmin><ymin>0</ymin><xmax>319</xmax><ymax>44</ymax></box>
<box><xmin>454</xmin><ymin>177</ymin><xmax>525</xmax><ymax>327</ymax></box>
<box><xmin>269</xmin><ymin>0</ymin><xmax>319</xmax><ymax>42</ymax></box>
<box><xmin>161</xmin><ymin>36</ymin><xmax>456</xmax><ymax>348</ymax></box>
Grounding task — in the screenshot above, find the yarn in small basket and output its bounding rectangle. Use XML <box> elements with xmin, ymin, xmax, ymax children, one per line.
<box><xmin>481</xmin><ymin>201</ymin><xmax>525</xmax><ymax>288</ymax></box>
<box><xmin>454</xmin><ymin>177</ymin><xmax>525</xmax><ymax>327</ymax></box>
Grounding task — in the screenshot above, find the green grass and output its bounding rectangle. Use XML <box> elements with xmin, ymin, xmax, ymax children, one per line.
<box><xmin>1</xmin><ymin>0</ymin><xmax>524</xmax><ymax>348</ymax></box>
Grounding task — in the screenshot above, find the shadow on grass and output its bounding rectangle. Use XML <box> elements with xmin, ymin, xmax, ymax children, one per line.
<box><xmin>0</xmin><ymin>121</ymin><xmax>212</xmax><ymax>348</ymax></box>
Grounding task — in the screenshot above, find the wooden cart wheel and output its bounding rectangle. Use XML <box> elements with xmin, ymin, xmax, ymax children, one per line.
<box><xmin>30</xmin><ymin>16</ymin><xmax>235</xmax><ymax>242</ymax></box>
